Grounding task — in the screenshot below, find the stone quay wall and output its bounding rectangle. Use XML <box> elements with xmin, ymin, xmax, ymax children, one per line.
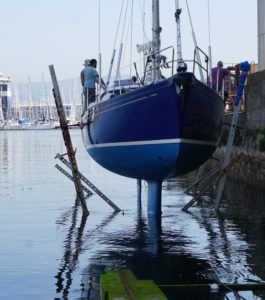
<box><xmin>206</xmin><ymin>70</ymin><xmax>265</xmax><ymax>189</ymax></box>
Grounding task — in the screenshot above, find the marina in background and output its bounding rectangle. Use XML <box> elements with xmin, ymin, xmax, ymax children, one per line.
<box><xmin>0</xmin><ymin>74</ymin><xmax>82</xmax><ymax>130</ymax></box>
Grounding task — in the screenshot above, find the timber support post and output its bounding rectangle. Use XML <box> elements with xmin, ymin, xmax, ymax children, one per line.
<box><xmin>49</xmin><ymin>64</ymin><xmax>89</xmax><ymax>217</ymax></box>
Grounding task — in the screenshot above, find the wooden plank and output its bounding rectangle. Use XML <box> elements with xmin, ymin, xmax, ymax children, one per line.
<box><xmin>49</xmin><ymin>65</ymin><xmax>89</xmax><ymax>217</ymax></box>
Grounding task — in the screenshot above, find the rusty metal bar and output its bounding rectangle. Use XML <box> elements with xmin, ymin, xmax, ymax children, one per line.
<box><xmin>182</xmin><ymin>153</ymin><xmax>243</xmax><ymax>212</ymax></box>
<box><xmin>55</xmin><ymin>153</ymin><xmax>121</xmax><ymax>212</ymax></box>
<box><xmin>55</xmin><ymin>164</ymin><xmax>93</xmax><ymax>198</ymax></box>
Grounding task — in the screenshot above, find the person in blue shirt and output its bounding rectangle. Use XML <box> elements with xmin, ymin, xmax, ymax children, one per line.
<box><xmin>80</xmin><ymin>58</ymin><xmax>107</xmax><ymax>110</ymax></box>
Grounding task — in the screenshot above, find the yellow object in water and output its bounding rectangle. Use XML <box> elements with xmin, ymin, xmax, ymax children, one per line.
<box><xmin>100</xmin><ymin>269</ymin><xmax>167</xmax><ymax>300</ymax></box>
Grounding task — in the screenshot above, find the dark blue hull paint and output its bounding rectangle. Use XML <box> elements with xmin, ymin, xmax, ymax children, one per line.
<box><xmin>81</xmin><ymin>73</ymin><xmax>224</xmax><ymax>180</ymax></box>
<box><xmin>84</xmin><ymin>142</ymin><xmax>216</xmax><ymax>180</ymax></box>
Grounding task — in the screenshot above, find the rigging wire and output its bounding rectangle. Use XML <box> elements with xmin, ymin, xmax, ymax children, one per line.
<box><xmin>116</xmin><ymin>0</ymin><xmax>130</xmax><ymax>81</ymax></box>
<box><xmin>106</xmin><ymin>0</ymin><xmax>125</xmax><ymax>86</ymax></box>
<box><xmin>130</xmin><ymin>0</ymin><xmax>134</xmax><ymax>77</ymax></box>
<box><xmin>98</xmin><ymin>0</ymin><xmax>101</xmax><ymax>56</ymax></box>
<box><xmin>98</xmin><ymin>0</ymin><xmax>102</xmax><ymax>100</ymax></box>
<box><xmin>121</xmin><ymin>0</ymin><xmax>134</xmax><ymax>77</ymax></box>
<box><xmin>207</xmin><ymin>0</ymin><xmax>211</xmax><ymax>46</ymax></box>
<box><xmin>185</xmin><ymin>0</ymin><xmax>205</xmax><ymax>82</ymax></box>
<box><xmin>138</xmin><ymin>0</ymin><xmax>146</xmax><ymax>42</ymax></box>
<box><xmin>207</xmin><ymin>0</ymin><xmax>213</xmax><ymax>87</ymax></box>
<box><xmin>121</xmin><ymin>0</ymin><xmax>130</xmax><ymax>43</ymax></box>
<box><xmin>113</xmin><ymin>0</ymin><xmax>126</xmax><ymax>51</ymax></box>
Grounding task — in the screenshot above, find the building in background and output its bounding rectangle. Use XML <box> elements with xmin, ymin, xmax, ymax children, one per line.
<box><xmin>0</xmin><ymin>73</ymin><xmax>11</xmax><ymax>121</ymax></box>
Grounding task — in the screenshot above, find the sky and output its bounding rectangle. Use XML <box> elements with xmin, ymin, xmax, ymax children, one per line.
<box><xmin>0</xmin><ymin>0</ymin><xmax>258</xmax><ymax>83</ymax></box>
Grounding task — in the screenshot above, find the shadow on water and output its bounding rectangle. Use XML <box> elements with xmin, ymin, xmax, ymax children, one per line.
<box><xmin>54</xmin><ymin>177</ymin><xmax>265</xmax><ymax>300</ymax></box>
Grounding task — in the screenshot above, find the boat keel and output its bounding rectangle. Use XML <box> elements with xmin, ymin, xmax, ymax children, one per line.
<box><xmin>147</xmin><ymin>180</ymin><xmax>162</xmax><ymax>216</ymax></box>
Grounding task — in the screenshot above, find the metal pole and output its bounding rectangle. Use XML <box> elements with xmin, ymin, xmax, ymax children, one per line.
<box><xmin>147</xmin><ymin>180</ymin><xmax>162</xmax><ymax>216</ymax></box>
<box><xmin>207</xmin><ymin>0</ymin><xmax>212</xmax><ymax>86</ymax></box>
<box><xmin>55</xmin><ymin>153</ymin><xmax>121</xmax><ymax>212</ymax></box>
<box><xmin>98</xmin><ymin>52</ymin><xmax>102</xmax><ymax>102</ymax></box>
<box><xmin>106</xmin><ymin>49</ymin><xmax>116</xmax><ymax>86</ymax></box>
<box><xmin>186</xmin><ymin>0</ymin><xmax>205</xmax><ymax>83</ymax></box>
<box><xmin>175</xmin><ymin>0</ymin><xmax>186</xmax><ymax>72</ymax></box>
<box><xmin>208</xmin><ymin>45</ymin><xmax>212</xmax><ymax>87</ymax></box>
<box><xmin>137</xmin><ymin>179</ymin><xmax>142</xmax><ymax>210</ymax></box>
<box><xmin>114</xmin><ymin>43</ymin><xmax>124</xmax><ymax>85</ymax></box>
<box><xmin>182</xmin><ymin>154</ymin><xmax>243</xmax><ymax>212</ymax></box>
<box><xmin>49</xmin><ymin>65</ymin><xmax>89</xmax><ymax>217</ymax></box>
<box><xmin>152</xmin><ymin>0</ymin><xmax>161</xmax><ymax>81</ymax></box>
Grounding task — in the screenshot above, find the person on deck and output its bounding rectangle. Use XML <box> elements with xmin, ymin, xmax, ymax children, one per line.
<box><xmin>211</xmin><ymin>61</ymin><xmax>230</xmax><ymax>92</ymax></box>
<box><xmin>80</xmin><ymin>58</ymin><xmax>107</xmax><ymax>110</ymax></box>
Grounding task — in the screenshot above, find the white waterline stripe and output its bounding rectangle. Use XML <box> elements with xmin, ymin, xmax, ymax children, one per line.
<box><xmin>86</xmin><ymin>138</ymin><xmax>216</xmax><ymax>149</ymax></box>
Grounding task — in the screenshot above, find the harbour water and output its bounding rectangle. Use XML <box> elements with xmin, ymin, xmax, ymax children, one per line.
<box><xmin>0</xmin><ymin>130</ymin><xmax>265</xmax><ymax>300</ymax></box>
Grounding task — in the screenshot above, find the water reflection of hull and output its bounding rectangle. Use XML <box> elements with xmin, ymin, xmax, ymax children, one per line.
<box><xmin>79</xmin><ymin>213</ymin><xmax>214</xmax><ymax>299</ymax></box>
<box><xmin>79</xmin><ymin>200</ymin><xmax>264</xmax><ymax>299</ymax></box>
<box><xmin>54</xmin><ymin>175</ymin><xmax>265</xmax><ymax>299</ymax></box>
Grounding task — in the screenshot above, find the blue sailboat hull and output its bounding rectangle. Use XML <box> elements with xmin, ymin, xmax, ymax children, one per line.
<box><xmin>81</xmin><ymin>72</ymin><xmax>224</xmax><ymax>180</ymax></box>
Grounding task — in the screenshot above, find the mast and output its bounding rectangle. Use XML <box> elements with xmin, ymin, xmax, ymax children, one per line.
<box><xmin>185</xmin><ymin>0</ymin><xmax>205</xmax><ymax>82</ymax></box>
<box><xmin>175</xmin><ymin>1</ymin><xmax>182</xmax><ymax>63</ymax></box>
<box><xmin>42</xmin><ymin>73</ymin><xmax>51</xmax><ymax>121</ymax></box>
<box><xmin>151</xmin><ymin>0</ymin><xmax>161</xmax><ymax>81</ymax></box>
<box><xmin>175</xmin><ymin>0</ymin><xmax>187</xmax><ymax>72</ymax></box>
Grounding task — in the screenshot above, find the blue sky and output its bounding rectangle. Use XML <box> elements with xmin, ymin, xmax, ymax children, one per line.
<box><xmin>0</xmin><ymin>0</ymin><xmax>257</xmax><ymax>83</ymax></box>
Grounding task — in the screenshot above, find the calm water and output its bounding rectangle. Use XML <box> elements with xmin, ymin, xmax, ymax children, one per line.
<box><xmin>0</xmin><ymin>130</ymin><xmax>265</xmax><ymax>300</ymax></box>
